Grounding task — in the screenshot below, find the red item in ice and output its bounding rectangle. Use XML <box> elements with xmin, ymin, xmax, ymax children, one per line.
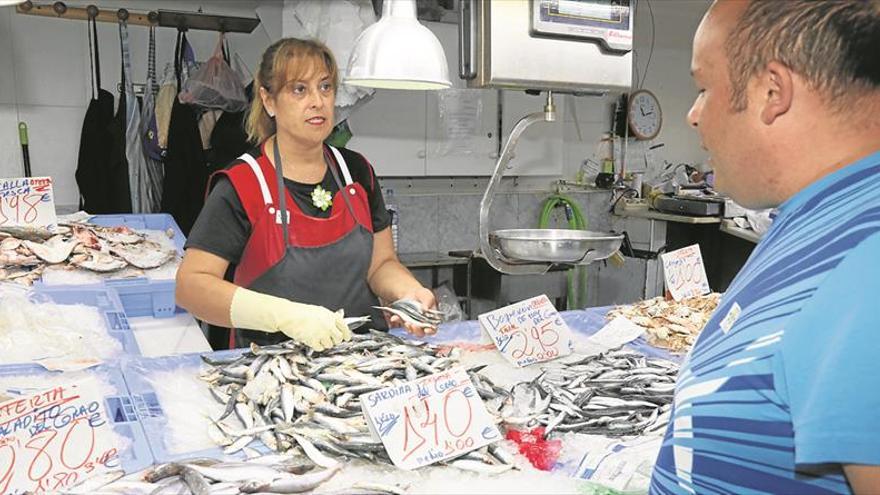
<box><xmin>505</xmin><ymin>426</ymin><xmax>562</xmax><ymax>471</ymax></box>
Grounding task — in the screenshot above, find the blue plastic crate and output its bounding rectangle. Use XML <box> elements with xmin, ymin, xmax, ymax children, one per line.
<box><xmin>121</xmin><ymin>350</ymin><xmax>253</xmax><ymax>463</ymax></box>
<box><xmin>103</xmin><ymin>278</ymin><xmax>179</xmax><ymax>319</ymax></box>
<box><xmin>32</xmin><ymin>286</ymin><xmax>140</xmax><ymax>357</ymax></box>
<box><xmin>0</xmin><ymin>362</ymin><xmax>154</xmax><ymax>474</ymax></box>
<box><xmin>38</xmin><ymin>213</ymin><xmax>186</xmax><ymax>318</ymax></box>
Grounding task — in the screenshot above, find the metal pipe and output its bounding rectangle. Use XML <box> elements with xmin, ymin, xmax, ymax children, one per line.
<box><xmin>478</xmin><ymin>92</ymin><xmax>557</xmax><ymax>274</ymax></box>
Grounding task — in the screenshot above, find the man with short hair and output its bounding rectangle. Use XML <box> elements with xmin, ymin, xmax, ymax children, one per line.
<box><xmin>649</xmin><ymin>1</ymin><xmax>880</xmax><ymax>493</ymax></box>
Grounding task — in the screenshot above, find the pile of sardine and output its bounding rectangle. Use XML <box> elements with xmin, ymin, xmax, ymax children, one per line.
<box><xmin>199</xmin><ymin>331</ymin><xmax>518</xmax><ymax>474</ymax></box>
<box><xmin>476</xmin><ymin>349</ymin><xmax>679</xmax><ymax>437</ymax></box>
<box><xmin>64</xmin><ymin>453</ymin><xmax>407</xmax><ymax>495</ymax></box>
<box><xmin>0</xmin><ymin>222</ymin><xmax>177</xmax><ymax>285</ymax></box>
<box><xmin>374</xmin><ymin>298</ymin><xmax>444</xmax><ymax>328</ymax></box>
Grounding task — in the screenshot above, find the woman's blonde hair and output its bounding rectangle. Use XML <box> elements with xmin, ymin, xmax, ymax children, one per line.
<box><xmin>245</xmin><ymin>38</ymin><xmax>339</xmax><ymax>144</ymax></box>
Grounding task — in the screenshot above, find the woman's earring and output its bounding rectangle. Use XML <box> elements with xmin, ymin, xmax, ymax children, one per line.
<box><xmin>267</xmin><ymin>110</ymin><xmax>275</xmax><ymax>118</ymax></box>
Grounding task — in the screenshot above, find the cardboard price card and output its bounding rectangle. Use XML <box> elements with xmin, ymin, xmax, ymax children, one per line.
<box><xmin>478</xmin><ymin>294</ymin><xmax>573</xmax><ymax>367</ymax></box>
<box><xmin>660</xmin><ymin>244</ymin><xmax>711</xmax><ymax>300</ymax></box>
<box><xmin>0</xmin><ymin>177</ymin><xmax>57</xmax><ymax>228</ymax></box>
<box><xmin>0</xmin><ymin>377</ymin><xmax>120</xmax><ymax>494</ymax></box>
<box><xmin>361</xmin><ymin>367</ymin><xmax>501</xmax><ymax>470</ymax></box>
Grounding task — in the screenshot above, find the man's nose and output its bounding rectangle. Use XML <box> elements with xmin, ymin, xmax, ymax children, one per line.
<box><xmin>687</xmin><ymin>100</ymin><xmax>700</xmax><ymax>128</ymax></box>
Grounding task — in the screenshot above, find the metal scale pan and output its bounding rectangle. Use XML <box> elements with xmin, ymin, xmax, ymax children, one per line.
<box><xmin>489</xmin><ymin>228</ymin><xmax>622</xmax><ymax>265</ymax></box>
<box><xmin>477</xmin><ymin>92</ymin><xmax>622</xmax><ymax>274</ymax></box>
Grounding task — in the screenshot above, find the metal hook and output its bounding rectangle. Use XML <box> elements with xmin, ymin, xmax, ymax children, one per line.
<box><xmin>52</xmin><ymin>1</ymin><xmax>66</xmax><ymax>15</ymax></box>
<box><xmin>85</xmin><ymin>5</ymin><xmax>98</xmax><ymax>20</ymax></box>
<box><xmin>19</xmin><ymin>1</ymin><xmax>33</xmax><ymax>12</ymax></box>
<box><xmin>116</xmin><ymin>8</ymin><xmax>129</xmax><ymax>21</ymax></box>
<box><xmin>147</xmin><ymin>11</ymin><xmax>159</xmax><ymax>24</ymax></box>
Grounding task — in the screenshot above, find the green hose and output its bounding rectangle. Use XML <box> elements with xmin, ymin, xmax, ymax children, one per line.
<box><xmin>539</xmin><ymin>194</ymin><xmax>588</xmax><ymax>309</ymax></box>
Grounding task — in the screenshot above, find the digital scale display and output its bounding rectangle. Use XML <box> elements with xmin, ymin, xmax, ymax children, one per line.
<box><xmin>532</xmin><ymin>0</ymin><xmax>634</xmax><ymax>52</ymax></box>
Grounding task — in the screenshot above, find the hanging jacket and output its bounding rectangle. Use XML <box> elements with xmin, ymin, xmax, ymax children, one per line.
<box><xmin>161</xmin><ymin>30</ymin><xmax>207</xmax><ymax>234</ymax></box>
<box><xmin>139</xmin><ymin>25</ymin><xmax>164</xmax><ymax>213</ymax></box>
<box><xmin>76</xmin><ymin>17</ymin><xmax>131</xmax><ymax>214</ymax></box>
<box><xmin>119</xmin><ymin>19</ymin><xmax>150</xmax><ymax>213</ymax></box>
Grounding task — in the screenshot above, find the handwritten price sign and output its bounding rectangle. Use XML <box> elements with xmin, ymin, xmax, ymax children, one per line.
<box><xmin>478</xmin><ymin>294</ymin><xmax>573</xmax><ymax>367</ymax></box>
<box><xmin>361</xmin><ymin>367</ymin><xmax>501</xmax><ymax>470</ymax></box>
<box><xmin>660</xmin><ymin>244</ymin><xmax>711</xmax><ymax>300</ymax></box>
<box><xmin>0</xmin><ymin>377</ymin><xmax>119</xmax><ymax>494</ymax></box>
<box><xmin>0</xmin><ymin>177</ymin><xmax>57</xmax><ymax>228</ymax></box>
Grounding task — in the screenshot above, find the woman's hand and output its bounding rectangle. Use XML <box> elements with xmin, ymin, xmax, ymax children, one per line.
<box><xmin>389</xmin><ymin>286</ymin><xmax>438</xmax><ymax>338</ymax></box>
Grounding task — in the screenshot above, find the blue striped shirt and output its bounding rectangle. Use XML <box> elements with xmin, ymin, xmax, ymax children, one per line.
<box><xmin>650</xmin><ymin>150</ymin><xmax>880</xmax><ymax>494</ymax></box>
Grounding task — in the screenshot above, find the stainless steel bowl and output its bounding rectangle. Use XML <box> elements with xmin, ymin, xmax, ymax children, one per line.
<box><xmin>489</xmin><ymin>229</ymin><xmax>623</xmax><ymax>264</ymax></box>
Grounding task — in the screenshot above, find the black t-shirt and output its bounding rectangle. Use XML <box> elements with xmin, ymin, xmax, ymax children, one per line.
<box><xmin>185</xmin><ymin>146</ymin><xmax>391</xmax><ymax>264</ymax></box>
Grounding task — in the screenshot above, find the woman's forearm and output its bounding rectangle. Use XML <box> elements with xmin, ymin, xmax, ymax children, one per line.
<box><xmin>175</xmin><ymin>271</ymin><xmax>239</xmax><ymax>327</ymax></box>
<box><xmin>368</xmin><ymin>259</ymin><xmax>423</xmax><ymax>303</ymax></box>
<box><xmin>175</xmin><ymin>249</ymin><xmax>239</xmax><ymax>327</ymax></box>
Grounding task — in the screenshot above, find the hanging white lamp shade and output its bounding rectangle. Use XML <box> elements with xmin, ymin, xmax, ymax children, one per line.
<box><xmin>345</xmin><ymin>0</ymin><xmax>452</xmax><ymax>90</ymax></box>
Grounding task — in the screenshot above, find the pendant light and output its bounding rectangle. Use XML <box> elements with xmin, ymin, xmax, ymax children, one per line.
<box><xmin>345</xmin><ymin>0</ymin><xmax>452</xmax><ymax>90</ymax></box>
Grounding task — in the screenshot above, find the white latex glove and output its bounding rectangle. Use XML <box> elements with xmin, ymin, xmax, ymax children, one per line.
<box><xmin>229</xmin><ymin>287</ymin><xmax>351</xmax><ymax>351</ymax></box>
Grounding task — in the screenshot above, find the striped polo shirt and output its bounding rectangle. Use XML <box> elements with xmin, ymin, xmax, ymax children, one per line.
<box><xmin>650</xmin><ymin>150</ymin><xmax>880</xmax><ymax>494</ymax></box>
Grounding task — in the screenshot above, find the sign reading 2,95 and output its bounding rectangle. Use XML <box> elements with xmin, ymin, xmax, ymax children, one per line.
<box><xmin>360</xmin><ymin>367</ymin><xmax>500</xmax><ymax>470</ymax></box>
<box><xmin>478</xmin><ymin>294</ymin><xmax>573</xmax><ymax>367</ymax></box>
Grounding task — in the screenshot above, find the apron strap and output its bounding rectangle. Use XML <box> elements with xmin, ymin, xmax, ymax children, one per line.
<box><xmin>273</xmin><ymin>139</ymin><xmax>291</xmax><ymax>248</ymax></box>
<box><xmin>324</xmin><ymin>146</ymin><xmax>358</xmax><ymax>219</ymax></box>
<box><xmin>327</xmin><ymin>145</ymin><xmax>354</xmax><ymax>185</ymax></box>
<box><xmin>237</xmin><ymin>153</ymin><xmax>273</xmax><ymax>205</ymax></box>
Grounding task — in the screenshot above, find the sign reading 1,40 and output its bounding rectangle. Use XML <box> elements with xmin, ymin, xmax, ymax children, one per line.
<box><xmin>402</xmin><ymin>385</ymin><xmax>476</xmax><ymax>463</ymax></box>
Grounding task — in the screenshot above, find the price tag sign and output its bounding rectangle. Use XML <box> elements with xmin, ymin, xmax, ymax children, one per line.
<box><xmin>0</xmin><ymin>377</ymin><xmax>120</xmax><ymax>493</ymax></box>
<box><xmin>0</xmin><ymin>177</ymin><xmax>57</xmax><ymax>228</ymax></box>
<box><xmin>361</xmin><ymin>367</ymin><xmax>501</xmax><ymax>470</ymax></box>
<box><xmin>660</xmin><ymin>244</ymin><xmax>711</xmax><ymax>300</ymax></box>
<box><xmin>478</xmin><ymin>294</ymin><xmax>573</xmax><ymax>367</ymax></box>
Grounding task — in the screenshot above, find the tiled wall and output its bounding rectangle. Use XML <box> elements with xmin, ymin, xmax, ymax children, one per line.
<box><xmin>393</xmin><ymin>189</ymin><xmax>658</xmax><ymax>310</ymax></box>
<box><xmin>393</xmin><ymin>190</ymin><xmax>613</xmax><ymax>255</ymax></box>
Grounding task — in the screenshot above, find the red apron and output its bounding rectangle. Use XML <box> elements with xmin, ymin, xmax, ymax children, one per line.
<box><xmin>212</xmin><ymin>141</ymin><xmax>383</xmax><ymax>347</ymax></box>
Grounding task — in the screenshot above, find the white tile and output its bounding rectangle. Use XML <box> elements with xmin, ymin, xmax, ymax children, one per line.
<box><xmin>0</xmin><ymin>105</ymin><xmax>23</xmax><ymax>178</ymax></box>
<box><xmin>16</xmin><ymin>105</ymin><xmax>88</xmax><ymax>207</ymax></box>
<box><xmin>0</xmin><ymin>8</ymin><xmax>15</xmax><ymax>105</ymax></box>
<box><xmin>565</xmin><ymin>94</ymin><xmax>614</xmax><ymax>124</ymax></box>
<box><xmin>348</xmin><ymin>89</ymin><xmax>427</xmax><ymax>176</ymax></box>
<box><xmin>12</xmin><ymin>14</ymin><xmax>89</xmax><ymax>107</ymax></box>
<box><xmin>501</xmin><ymin>90</ymin><xmax>564</xmax><ymax>177</ymax></box>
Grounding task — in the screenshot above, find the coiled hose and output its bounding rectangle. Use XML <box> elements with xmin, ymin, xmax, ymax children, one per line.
<box><xmin>539</xmin><ymin>194</ymin><xmax>588</xmax><ymax>309</ymax></box>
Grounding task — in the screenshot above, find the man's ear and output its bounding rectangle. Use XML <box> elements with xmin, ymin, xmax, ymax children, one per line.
<box><xmin>760</xmin><ymin>61</ymin><xmax>794</xmax><ymax>125</ymax></box>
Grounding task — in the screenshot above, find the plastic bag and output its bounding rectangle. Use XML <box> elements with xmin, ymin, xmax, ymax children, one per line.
<box><xmin>433</xmin><ymin>282</ymin><xmax>463</xmax><ymax>323</ymax></box>
<box><xmin>506</xmin><ymin>426</ymin><xmax>563</xmax><ymax>471</ymax></box>
<box><xmin>179</xmin><ymin>34</ymin><xmax>247</xmax><ymax>113</ymax></box>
